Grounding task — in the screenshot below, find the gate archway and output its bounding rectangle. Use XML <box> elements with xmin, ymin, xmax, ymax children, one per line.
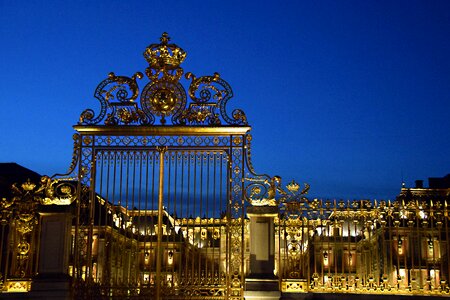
<box><xmin>70</xmin><ymin>33</ymin><xmax>250</xmax><ymax>299</ymax></box>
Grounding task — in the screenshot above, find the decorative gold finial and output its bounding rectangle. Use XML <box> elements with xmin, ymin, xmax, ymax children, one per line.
<box><xmin>286</xmin><ymin>180</ymin><xmax>300</xmax><ymax>193</ymax></box>
<box><xmin>21</xmin><ymin>179</ymin><xmax>36</xmax><ymax>191</ymax></box>
<box><xmin>160</xmin><ymin>32</ymin><xmax>170</xmax><ymax>44</ymax></box>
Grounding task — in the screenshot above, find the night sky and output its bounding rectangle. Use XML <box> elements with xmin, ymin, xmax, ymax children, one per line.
<box><xmin>1</xmin><ymin>1</ymin><xmax>449</xmax><ymax>200</ymax></box>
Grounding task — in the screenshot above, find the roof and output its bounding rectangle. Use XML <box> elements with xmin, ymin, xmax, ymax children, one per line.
<box><xmin>429</xmin><ymin>174</ymin><xmax>450</xmax><ymax>189</ymax></box>
<box><xmin>0</xmin><ymin>163</ymin><xmax>41</xmax><ymax>198</ymax></box>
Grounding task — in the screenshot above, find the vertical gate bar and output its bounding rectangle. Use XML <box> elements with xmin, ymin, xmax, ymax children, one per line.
<box><xmin>166</xmin><ymin>150</ymin><xmax>171</xmax><ymax>290</ymax></box>
<box><xmin>137</xmin><ymin>150</ymin><xmax>143</xmax><ymax>288</ymax></box>
<box><xmin>429</xmin><ymin>202</ymin><xmax>434</xmax><ymax>290</ymax></box>
<box><xmin>194</xmin><ymin>152</ymin><xmax>198</xmax><ymax>282</ymax></box>
<box><xmin>199</xmin><ymin>152</ymin><xmax>203</xmax><ymax>278</ymax></box>
<box><xmin>360</xmin><ymin>213</ymin><xmax>364</xmax><ymax>291</ymax></box>
<box><xmin>31</xmin><ymin>217</ymin><xmax>40</xmax><ymax>276</ymax></box>
<box><xmin>382</xmin><ymin>202</ymin><xmax>387</xmax><ymax>287</ymax></box>
<box><xmin>354</xmin><ymin>212</ymin><xmax>358</xmax><ymax>290</ymax></box>
<box><xmin>3</xmin><ymin>221</ymin><xmax>12</xmax><ymax>284</ymax></box>
<box><xmin>305</xmin><ymin>212</ymin><xmax>309</xmax><ymax>290</ymax></box>
<box><xmin>410</xmin><ymin>202</ymin><xmax>415</xmax><ymax>290</ymax></box>
<box><xmin>156</xmin><ymin>146</ymin><xmax>167</xmax><ymax>300</ymax></box>
<box><xmin>212</xmin><ymin>152</ymin><xmax>216</xmax><ymax>279</ymax></box>
<box><xmin>112</xmin><ymin>151</ymin><xmax>118</xmax><ymax>288</ymax></box>
<box><xmin>0</xmin><ymin>223</ymin><xmax>6</xmax><ymax>283</ymax></box>
<box><xmin>187</xmin><ymin>151</ymin><xmax>191</xmax><ymax>282</ymax></box>
<box><xmin>313</xmin><ymin>217</ymin><xmax>317</xmax><ymax>285</ymax></box>
<box><xmin>326</xmin><ymin>209</ymin><xmax>330</xmax><ymax>288</ymax></box>
<box><xmin>333</xmin><ymin>200</ymin><xmax>337</xmax><ymax>283</ymax></box>
<box><xmin>86</xmin><ymin>137</ymin><xmax>97</xmax><ymax>288</ymax></box>
<box><xmin>180</xmin><ymin>151</ymin><xmax>185</xmax><ymax>284</ymax></box>
<box><xmin>417</xmin><ymin>201</ymin><xmax>422</xmax><ymax>289</ymax></box>
<box><xmin>97</xmin><ymin>151</ymin><xmax>105</xmax><ymax>284</ymax></box>
<box><xmin>401</xmin><ymin>202</ymin><xmax>406</xmax><ymax>289</ymax></box>
<box><xmin>388</xmin><ymin>201</ymin><xmax>393</xmax><ymax>289</ymax></box>
<box><xmin>367</xmin><ymin>209</ymin><xmax>370</xmax><ymax>288</ymax></box>
<box><xmin>73</xmin><ymin>134</ymin><xmax>83</xmax><ymax>283</ymax></box>
<box><xmin>281</xmin><ymin>218</ymin><xmax>285</xmax><ymax>280</ymax></box>
<box><xmin>119</xmin><ymin>151</ymin><xmax>123</xmax><ymax>208</ymax></box>
<box><xmin>438</xmin><ymin>202</ymin><xmax>444</xmax><ymax>291</ymax></box>
<box><xmin>150</xmin><ymin>151</ymin><xmax>157</xmax><ymax>290</ymax></box>
<box><xmin>115</xmin><ymin>151</ymin><xmax>123</xmax><ymax>287</ymax></box>
<box><xmin>279</xmin><ymin>213</ymin><xmax>283</xmax><ymax>287</ymax></box>
<box><xmin>326</xmin><ymin>205</ymin><xmax>331</xmax><ymax>288</ymax></box>
<box><xmin>151</xmin><ymin>150</ymin><xmax>156</xmax><ymax>286</ymax></box>
<box><xmin>144</xmin><ymin>150</ymin><xmax>149</xmax><ymax>290</ymax></box>
<box><xmin>226</xmin><ymin>145</ymin><xmax>231</xmax><ymax>299</ymax></box>
<box><xmin>168</xmin><ymin>149</ymin><xmax>172</xmax><ymax>215</ymax></box>
<box><xmin>220</xmin><ymin>153</ymin><xmax>224</xmax><ymax>285</ymax></box>
<box><xmin>206</xmin><ymin>151</ymin><xmax>210</xmax><ymax>280</ymax></box>
<box><xmin>148</xmin><ymin>150</ymin><xmax>152</xmax><ymax>288</ymax></box>
<box><xmin>403</xmin><ymin>206</ymin><xmax>407</xmax><ymax>291</ymax></box>
<box><xmin>166</xmin><ymin>151</ymin><xmax>170</xmax><ymax>288</ymax></box>
<box><xmin>423</xmin><ymin>204</ymin><xmax>428</xmax><ymax>290</ymax></box>
<box><xmin>124</xmin><ymin>148</ymin><xmax>129</xmax><ymax>294</ymax></box>
<box><xmin>332</xmin><ymin>201</ymin><xmax>336</xmax><ymax>284</ymax></box>
<box><xmin>428</xmin><ymin>204</ymin><xmax>432</xmax><ymax>290</ymax></box>
<box><xmin>446</xmin><ymin>200</ymin><xmax>449</xmax><ymax>289</ymax></box>
<box><xmin>126</xmin><ymin>150</ymin><xmax>130</xmax><ymax>209</ymax></box>
<box><xmin>438</xmin><ymin>201</ymin><xmax>443</xmax><ymax>291</ymax></box>
<box><xmin>396</xmin><ymin>203</ymin><xmax>401</xmax><ymax>290</ymax></box>
<box><xmin>107</xmin><ymin>151</ymin><xmax>113</xmax><ymax>293</ymax></box>
<box><xmin>433</xmin><ymin>203</ymin><xmax>438</xmax><ymax>291</ymax></box>
<box><xmin>279</xmin><ymin>218</ymin><xmax>289</xmax><ymax>278</ymax></box>
<box><xmin>112</xmin><ymin>151</ymin><xmax>117</xmax><ymax>209</ymax></box>
<box><xmin>125</xmin><ymin>150</ymin><xmax>130</xmax><ymax>287</ymax></box>
<box><xmin>339</xmin><ymin>203</ymin><xmax>343</xmax><ymax>282</ymax></box>
<box><xmin>346</xmin><ymin>200</ymin><xmax>351</xmax><ymax>289</ymax></box>
<box><xmin>173</xmin><ymin>151</ymin><xmax>178</xmax><ymax>288</ymax></box>
<box><xmin>131</xmin><ymin>151</ymin><xmax>136</xmax><ymax>213</ymax></box>
<box><xmin>131</xmin><ymin>151</ymin><xmax>137</xmax><ymax>288</ymax></box>
<box><xmin>240</xmin><ymin>137</ymin><xmax>246</xmax><ymax>298</ymax></box>
<box><xmin>319</xmin><ymin>204</ymin><xmax>324</xmax><ymax>289</ymax></box>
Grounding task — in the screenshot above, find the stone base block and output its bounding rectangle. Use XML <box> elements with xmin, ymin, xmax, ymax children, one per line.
<box><xmin>30</xmin><ymin>275</ymin><xmax>72</xmax><ymax>300</ymax></box>
<box><xmin>244</xmin><ymin>290</ymin><xmax>281</xmax><ymax>300</ymax></box>
<box><xmin>245</xmin><ymin>277</ymin><xmax>279</xmax><ymax>291</ymax></box>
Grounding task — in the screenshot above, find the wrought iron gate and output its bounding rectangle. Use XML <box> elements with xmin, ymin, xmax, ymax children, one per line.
<box><xmin>70</xmin><ymin>33</ymin><xmax>250</xmax><ymax>299</ymax></box>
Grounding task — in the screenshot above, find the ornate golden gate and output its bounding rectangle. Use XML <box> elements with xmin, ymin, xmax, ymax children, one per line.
<box><xmin>70</xmin><ymin>33</ymin><xmax>249</xmax><ymax>299</ymax></box>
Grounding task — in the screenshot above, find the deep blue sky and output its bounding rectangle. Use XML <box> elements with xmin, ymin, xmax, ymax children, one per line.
<box><xmin>1</xmin><ymin>1</ymin><xmax>449</xmax><ymax>200</ymax></box>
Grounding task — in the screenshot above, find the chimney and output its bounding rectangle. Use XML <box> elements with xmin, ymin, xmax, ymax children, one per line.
<box><xmin>415</xmin><ymin>180</ymin><xmax>424</xmax><ymax>189</ymax></box>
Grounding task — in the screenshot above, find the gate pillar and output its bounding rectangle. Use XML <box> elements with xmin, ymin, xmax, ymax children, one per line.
<box><xmin>31</xmin><ymin>205</ymin><xmax>72</xmax><ymax>299</ymax></box>
<box><xmin>245</xmin><ymin>206</ymin><xmax>280</xmax><ymax>300</ymax></box>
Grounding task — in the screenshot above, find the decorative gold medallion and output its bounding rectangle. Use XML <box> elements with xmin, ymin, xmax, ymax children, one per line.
<box><xmin>151</xmin><ymin>88</ymin><xmax>176</xmax><ymax>114</ymax></box>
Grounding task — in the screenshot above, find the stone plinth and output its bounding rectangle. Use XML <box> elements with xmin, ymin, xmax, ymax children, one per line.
<box><xmin>30</xmin><ymin>206</ymin><xmax>72</xmax><ymax>299</ymax></box>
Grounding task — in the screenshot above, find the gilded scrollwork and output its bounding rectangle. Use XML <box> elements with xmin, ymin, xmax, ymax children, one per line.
<box><xmin>245</xmin><ymin>174</ymin><xmax>309</xmax><ymax>208</ymax></box>
<box><xmin>50</xmin><ymin>134</ymin><xmax>80</xmax><ymax>180</ymax></box>
<box><xmin>78</xmin><ymin>33</ymin><xmax>247</xmax><ymax>127</ymax></box>
<box><xmin>181</xmin><ymin>72</ymin><xmax>247</xmax><ymax>125</ymax></box>
<box><xmin>39</xmin><ymin>177</ymin><xmax>77</xmax><ymax>205</ymax></box>
<box><xmin>243</xmin><ymin>130</ymin><xmax>309</xmax><ymax>208</ymax></box>
<box><xmin>10</xmin><ymin>177</ymin><xmax>77</xmax><ymax>208</ymax></box>
<box><xmin>79</xmin><ymin>72</ymin><xmax>149</xmax><ymax>125</ymax></box>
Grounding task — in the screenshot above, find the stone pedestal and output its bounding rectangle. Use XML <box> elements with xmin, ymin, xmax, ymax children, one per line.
<box><xmin>31</xmin><ymin>207</ymin><xmax>72</xmax><ymax>299</ymax></box>
<box><xmin>244</xmin><ymin>206</ymin><xmax>281</xmax><ymax>300</ymax></box>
